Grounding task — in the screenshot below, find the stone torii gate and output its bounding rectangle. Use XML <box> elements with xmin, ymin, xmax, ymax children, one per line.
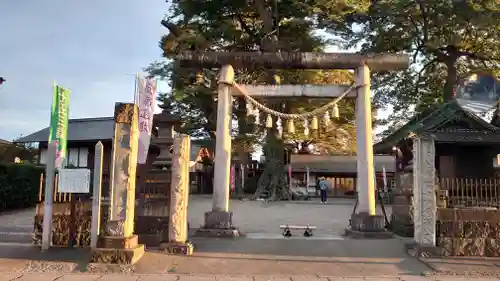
<box><xmin>177</xmin><ymin>52</ymin><xmax>409</xmax><ymax>236</ymax></box>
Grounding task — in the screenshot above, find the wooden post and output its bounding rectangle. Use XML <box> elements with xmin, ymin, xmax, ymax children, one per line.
<box><xmin>160</xmin><ymin>134</ymin><xmax>193</xmax><ymax>255</ymax></box>
<box><xmin>42</xmin><ymin>142</ymin><xmax>57</xmax><ymax>251</ymax></box>
<box><xmin>306</xmin><ymin>166</ymin><xmax>310</xmax><ymax>194</ymax></box>
<box><xmin>240</xmin><ymin>164</ymin><xmax>245</xmax><ymax>193</ymax></box>
<box><xmin>91</xmin><ymin>141</ymin><xmax>104</xmax><ymax>248</ymax></box>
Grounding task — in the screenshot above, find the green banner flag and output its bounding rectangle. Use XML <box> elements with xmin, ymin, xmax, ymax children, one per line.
<box><xmin>48</xmin><ymin>83</ymin><xmax>70</xmax><ymax>169</ymax></box>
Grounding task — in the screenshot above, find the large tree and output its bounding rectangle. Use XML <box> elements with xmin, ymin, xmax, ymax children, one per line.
<box><xmin>152</xmin><ymin>0</ymin><xmax>367</xmax><ymax>199</ymax></box>
<box><xmin>332</xmin><ymin>0</ymin><xmax>500</xmax><ymax>136</ymax></box>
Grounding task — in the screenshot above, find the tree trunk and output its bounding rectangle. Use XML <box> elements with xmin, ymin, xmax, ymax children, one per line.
<box><xmin>232</xmin><ymin>97</ymin><xmax>250</xmax><ymax>198</ymax></box>
<box><xmin>253</xmin><ymin>115</ymin><xmax>291</xmax><ymax>201</ymax></box>
<box><xmin>245</xmin><ymin>0</ymin><xmax>291</xmax><ymax>201</ymax></box>
<box><xmin>443</xmin><ymin>59</ymin><xmax>458</xmax><ymax>101</ymax></box>
<box><xmin>235</xmin><ymin>146</ymin><xmax>249</xmax><ymax>198</ymax></box>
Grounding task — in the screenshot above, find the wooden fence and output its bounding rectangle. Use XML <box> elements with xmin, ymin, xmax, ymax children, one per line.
<box><xmin>439</xmin><ymin>177</ymin><xmax>500</xmax><ymax>208</ymax></box>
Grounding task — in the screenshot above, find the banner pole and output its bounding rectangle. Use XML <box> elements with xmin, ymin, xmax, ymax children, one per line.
<box><xmin>133</xmin><ymin>74</ymin><xmax>139</xmax><ymax>104</ymax></box>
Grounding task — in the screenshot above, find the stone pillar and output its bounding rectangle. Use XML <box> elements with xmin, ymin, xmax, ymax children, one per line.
<box><xmin>198</xmin><ymin>65</ymin><xmax>240</xmax><ymax>237</ymax></box>
<box><xmin>160</xmin><ymin>134</ymin><xmax>194</xmax><ymax>255</ymax></box>
<box><xmin>346</xmin><ymin>65</ymin><xmax>390</xmax><ymax>238</ymax></box>
<box><xmin>412</xmin><ymin>136</ymin><xmax>436</xmax><ymax>247</ymax></box>
<box><xmin>91</xmin><ymin>103</ymin><xmax>144</xmax><ymax>265</ymax></box>
<box><xmin>355</xmin><ymin>64</ymin><xmax>376</xmax><ymax>216</ymax></box>
<box><xmin>391</xmin><ymin>167</ymin><xmax>414</xmax><ymax>237</ymax></box>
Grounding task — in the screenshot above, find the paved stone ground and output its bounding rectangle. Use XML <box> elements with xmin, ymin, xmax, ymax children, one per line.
<box><xmin>0</xmin><ymin>272</ymin><xmax>499</xmax><ymax>281</ymax></box>
<box><xmin>1</xmin><ymin>196</ymin><xmax>499</xmax><ymax>278</ymax></box>
<box><xmin>0</xmin><ymin>196</ymin><xmax>431</xmax><ymax>278</ymax></box>
<box><xmin>0</xmin><ymin>208</ymin><xmax>35</xmax><ymax>244</ymax></box>
<box><xmin>187</xmin><ymin>195</ymin><xmax>391</xmax><ymax>237</ymax></box>
<box><xmin>0</xmin><ymin>196</ymin><xmax>391</xmax><ymax>243</ymax></box>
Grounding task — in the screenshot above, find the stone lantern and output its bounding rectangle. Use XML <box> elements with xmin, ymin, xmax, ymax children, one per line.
<box><xmin>134</xmin><ymin>107</ymin><xmax>183</xmax><ymax>246</ymax></box>
<box><xmin>151</xmin><ymin>107</ymin><xmax>183</xmax><ymax>168</ymax></box>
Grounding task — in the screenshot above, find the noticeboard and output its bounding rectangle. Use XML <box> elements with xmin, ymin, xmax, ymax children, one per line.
<box><xmin>58</xmin><ymin>168</ymin><xmax>91</xmax><ymax>193</ymax></box>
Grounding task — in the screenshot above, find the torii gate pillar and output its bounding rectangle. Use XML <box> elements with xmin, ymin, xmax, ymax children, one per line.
<box><xmin>177</xmin><ymin>51</ymin><xmax>409</xmax><ymax>238</ymax></box>
<box><xmin>196</xmin><ymin>65</ymin><xmax>241</xmax><ymax>237</ymax></box>
<box><xmin>355</xmin><ymin>64</ymin><xmax>376</xmax><ymax>216</ymax></box>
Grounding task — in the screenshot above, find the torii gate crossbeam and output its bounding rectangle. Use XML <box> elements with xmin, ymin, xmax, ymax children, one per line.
<box><xmin>178</xmin><ymin>52</ymin><xmax>410</xmax><ymax>237</ymax></box>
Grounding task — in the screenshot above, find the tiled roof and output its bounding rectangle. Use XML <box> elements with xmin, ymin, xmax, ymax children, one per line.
<box><xmin>374</xmin><ymin>101</ymin><xmax>500</xmax><ymax>152</ymax></box>
<box><xmin>15</xmin><ymin>117</ymin><xmax>114</xmax><ymax>143</ymax></box>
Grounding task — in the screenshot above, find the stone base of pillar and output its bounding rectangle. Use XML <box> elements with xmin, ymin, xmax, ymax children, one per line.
<box><xmin>90</xmin><ymin>235</ymin><xmax>145</xmax><ymax>265</ymax></box>
<box><xmin>345</xmin><ymin>212</ymin><xmax>393</xmax><ymax>239</ymax></box>
<box><xmin>405</xmin><ymin>242</ymin><xmax>442</xmax><ymax>258</ymax></box>
<box><xmin>196</xmin><ymin>210</ymin><xmax>242</xmax><ymax>238</ymax></box>
<box><xmin>159</xmin><ymin>241</ymin><xmax>194</xmax><ymax>255</ymax></box>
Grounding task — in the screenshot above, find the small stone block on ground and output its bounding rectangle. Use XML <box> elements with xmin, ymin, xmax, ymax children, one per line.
<box><xmin>90</xmin><ymin>244</ymin><xmax>145</xmax><ymax>265</ymax></box>
<box><xmin>159</xmin><ymin>241</ymin><xmax>194</xmax><ymax>255</ymax></box>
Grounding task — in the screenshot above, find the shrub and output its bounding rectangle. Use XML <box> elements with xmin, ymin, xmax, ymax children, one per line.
<box><xmin>0</xmin><ymin>163</ymin><xmax>44</xmax><ymax>212</ymax></box>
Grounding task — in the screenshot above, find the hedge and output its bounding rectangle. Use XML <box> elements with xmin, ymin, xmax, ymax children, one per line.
<box><xmin>0</xmin><ymin>163</ymin><xmax>44</xmax><ymax>212</ymax></box>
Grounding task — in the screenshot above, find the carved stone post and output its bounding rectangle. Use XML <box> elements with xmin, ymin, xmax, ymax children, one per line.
<box><xmin>160</xmin><ymin>134</ymin><xmax>194</xmax><ymax>255</ymax></box>
<box><xmin>91</xmin><ymin>103</ymin><xmax>144</xmax><ymax>265</ymax></box>
<box><xmin>413</xmin><ymin>136</ymin><xmax>436</xmax><ymax>247</ymax></box>
<box><xmin>197</xmin><ymin>65</ymin><xmax>241</xmax><ymax>237</ymax></box>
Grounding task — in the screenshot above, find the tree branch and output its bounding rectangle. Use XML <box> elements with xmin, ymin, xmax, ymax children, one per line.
<box><xmin>236</xmin><ymin>10</ymin><xmax>261</xmax><ymax>44</ymax></box>
<box><xmin>416</xmin><ymin>0</ymin><xmax>429</xmax><ymax>43</ymax></box>
<box><xmin>413</xmin><ymin>58</ymin><xmax>438</xmax><ymax>97</ymax></box>
<box><xmin>456</xmin><ymin>50</ymin><xmax>500</xmax><ymax>63</ymax></box>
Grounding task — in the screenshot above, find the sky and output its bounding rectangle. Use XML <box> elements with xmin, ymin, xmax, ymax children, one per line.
<box><xmin>0</xmin><ymin>2</ymin><xmax>387</xmax><ymax>143</ymax></box>
<box><xmin>0</xmin><ymin>0</ymin><xmax>168</xmax><ymax>141</ymax></box>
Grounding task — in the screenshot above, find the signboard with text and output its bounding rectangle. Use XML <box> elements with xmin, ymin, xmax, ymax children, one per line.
<box><xmin>58</xmin><ymin>169</ymin><xmax>90</xmax><ymax>193</ymax></box>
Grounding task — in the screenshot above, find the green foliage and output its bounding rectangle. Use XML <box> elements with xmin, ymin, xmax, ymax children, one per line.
<box><xmin>333</xmin><ymin>0</ymin><xmax>500</xmax><ymax>136</ymax></box>
<box><xmin>149</xmin><ymin>0</ymin><xmax>363</xmax><ymax>153</ymax></box>
<box><xmin>0</xmin><ymin>141</ymin><xmax>38</xmax><ymax>164</ymax></box>
<box><xmin>0</xmin><ymin>163</ymin><xmax>43</xmax><ymax>212</ymax></box>
<box><xmin>149</xmin><ymin>0</ymin><xmax>368</xmax><ymax>199</ymax></box>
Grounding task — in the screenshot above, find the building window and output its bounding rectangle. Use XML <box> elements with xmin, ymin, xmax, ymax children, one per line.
<box><xmin>39</xmin><ymin>146</ymin><xmax>89</xmax><ymax>168</ymax></box>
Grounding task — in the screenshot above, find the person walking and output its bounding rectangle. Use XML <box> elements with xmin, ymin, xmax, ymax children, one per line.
<box><xmin>319</xmin><ymin>177</ymin><xmax>329</xmax><ymax>204</ymax></box>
